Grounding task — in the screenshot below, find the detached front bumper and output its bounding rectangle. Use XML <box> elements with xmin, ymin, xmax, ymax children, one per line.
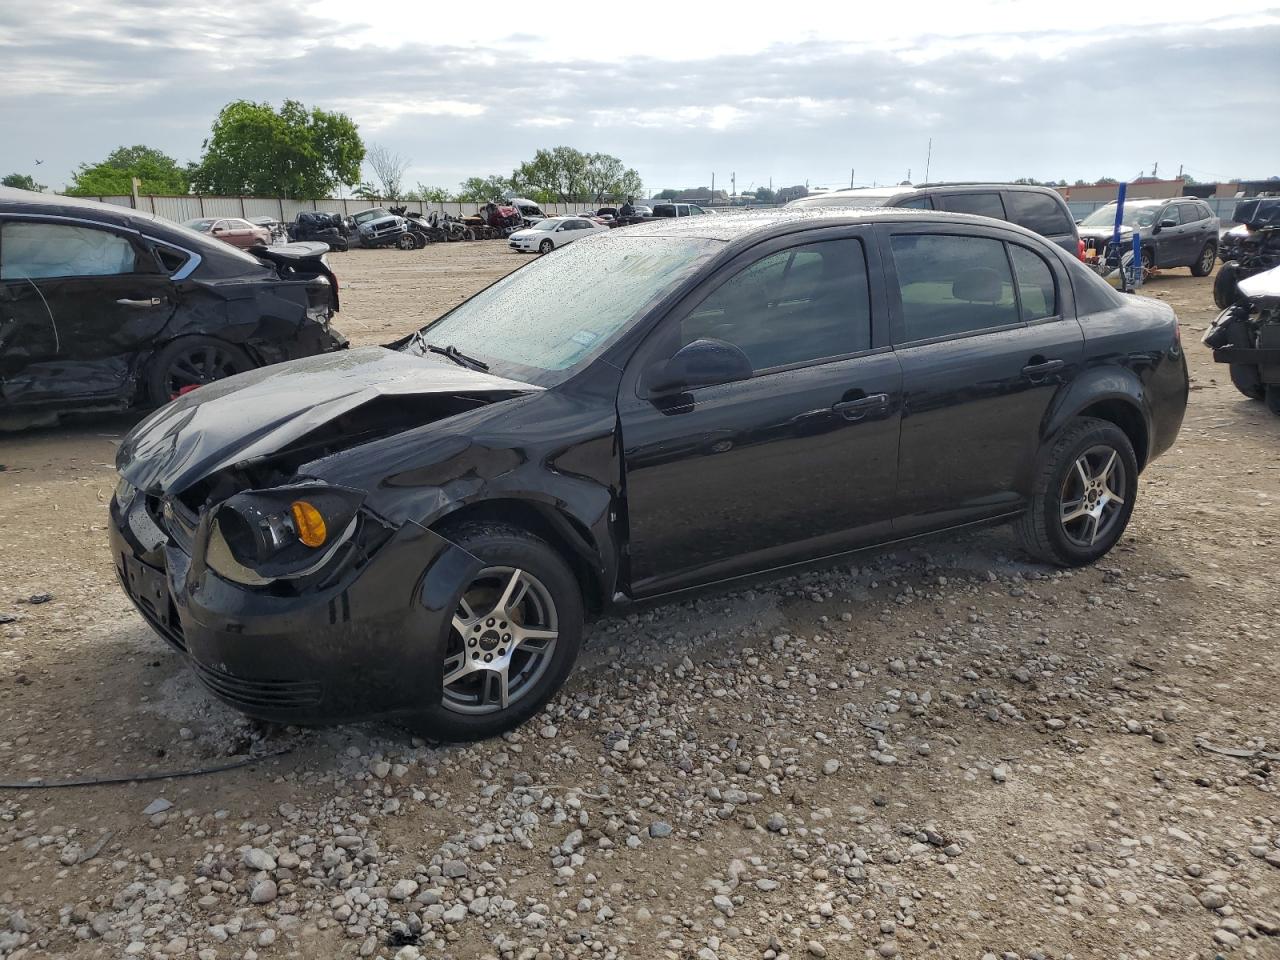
<box><xmin>108</xmin><ymin>493</ymin><xmax>481</xmax><ymax>724</ymax></box>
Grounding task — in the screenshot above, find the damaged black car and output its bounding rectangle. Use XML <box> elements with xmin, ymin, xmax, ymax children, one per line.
<box><xmin>110</xmin><ymin>209</ymin><xmax>1188</xmax><ymax>741</ymax></box>
<box><xmin>0</xmin><ymin>188</ymin><xmax>345</xmax><ymax>425</ymax></box>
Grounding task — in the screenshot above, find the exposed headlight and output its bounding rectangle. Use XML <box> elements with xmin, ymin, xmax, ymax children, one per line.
<box><xmin>115</xmin><ymin>476</ymin><xmax>138</xmax><ymax>511</ymax></box>
<box><xmin>205</xmin><ymin>484</ymin><xmax>364</xmax><ymax>586</ymax></box>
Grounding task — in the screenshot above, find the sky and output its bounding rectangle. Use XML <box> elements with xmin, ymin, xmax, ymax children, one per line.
<box><xmin>2</xmin><ymin>0</ymin><xmax>1279</xmax><ymax>197</ymax></box>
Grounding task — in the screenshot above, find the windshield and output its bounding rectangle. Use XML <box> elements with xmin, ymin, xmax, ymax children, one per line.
<box><xmin>410</xmin><ymin>236</ymin><xmax>721</xmax><ymax>386</ymax></box>
<box><xmin>185</xmin><ymin>219</ymin><xmax>215</xmax><ymax>232</ymax></box>
<box><xmin>354</xmin><ymin>208</ymin><xmax>391</xmax><ymax>224</ymax></box>
<box><xmin>1081</xmin><ymin>204</ymin><xmax>1159</xmax><ymax>228</ymax></box>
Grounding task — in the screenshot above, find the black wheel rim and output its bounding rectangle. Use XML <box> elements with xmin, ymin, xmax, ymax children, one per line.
<box><xmin>441</xmin><ymin>566</ymin><xmax>559</xmax><ymax>715</ymax></box>
<box><xmin>165</xmin><ymin>346</ymin><xmax>241</xmax><ymax>399</ymax></box>
<box><xmin>1059</xmin><ymin>444</ymin><xmax>1127</xmax><ymax>547</ymax></box>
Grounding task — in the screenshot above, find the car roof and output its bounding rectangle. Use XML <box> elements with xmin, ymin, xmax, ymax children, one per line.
<box><xmin>1095</xmin><ymin>198</ymin><xmax>1168</xmax><ymax>207</ymax></box>
<box><xmin>607</xmin><ymin>206</ymin><xmax>1054</xmax><ymax>245</ymax></box>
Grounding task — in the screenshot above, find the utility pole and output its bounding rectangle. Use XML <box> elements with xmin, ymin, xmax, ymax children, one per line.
<box><xmin>711</xmin><ymin>173</ymin><xmax>715</xmax><ymax>194</ymax></box>
<box><xmin>907</xmin><ymin>168</ymin><xmax>911</xmax><ymax>183</ymax></box>
<box><xmin>925</xmin><ymin>138</ymin><xmax>932</xmax><ymax>183</ymax></box>
<box><xmin>1177</xmin><ymin>163</ymin><xmax>1183</xmax><ymax>179</ymax></box>
<box><xmin>850</xmin><ymin>168</ymin><xmax>855</xmax><ymax>188</ymax></box>
<box><xmin>731</xmin><ymin>172</ymin><xmax>735</xmax><ymax>197</ymax></box>
<box><xmin>769</xmin><ymin>176</ymin><xmax>772</xmax><ymax>191</ymax></box>
<box><xmin>1152</xmin><ymin>161</ymin><xmax>1158</xmax><ymax>178</ymax></box>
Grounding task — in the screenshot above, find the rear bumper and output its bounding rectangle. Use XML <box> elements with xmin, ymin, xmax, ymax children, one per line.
<box><xmin>108</xmin><ymin>495</ymin><xmax>481</xmax><ymax>725</ymax></box>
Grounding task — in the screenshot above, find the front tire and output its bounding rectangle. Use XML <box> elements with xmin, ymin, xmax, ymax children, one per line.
<box><xmin>1016</xmin><ymin>418</ymin><xmax>1138</xmax><ymax>567</ymax></box>
<box><xmin>538</xmin><ymin>239</ymin><xmax>554</xmax><ymax>254</ymax></box>
<box><xmin>411</xmin><ymin>523</ymin><xmax>583</xmax><ymax>742</ymax></box>
<box><xmin>1191</xmin><ymin>241</ymin><xmax>1216</xmax><ymax>277</ymax></box>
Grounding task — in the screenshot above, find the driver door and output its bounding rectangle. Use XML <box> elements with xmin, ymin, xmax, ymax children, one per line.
<box><xmin>617</xmin><ymin>227</ymin><xmax>903</xmax><ymax>596</ymax></box>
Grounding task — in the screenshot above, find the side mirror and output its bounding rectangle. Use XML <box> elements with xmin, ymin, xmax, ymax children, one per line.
<box><xmin>646</xmin><ymin>339</ymin><xmax>753</xmax><ymax>394</ymax></box>
<box><xmin>1159</xmin><ymin>217</ymin><xmax>1178</xmax><ymax>228</ymax></box>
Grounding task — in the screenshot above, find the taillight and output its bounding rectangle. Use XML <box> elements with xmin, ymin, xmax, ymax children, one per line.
<box><xmin>1077</xmin><ymin>238</ymin><xmax>1087</xmax><ymax>261</ymax></box>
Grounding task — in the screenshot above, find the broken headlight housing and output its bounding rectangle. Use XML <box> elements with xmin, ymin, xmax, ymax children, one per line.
<box><xmin>205</xmin><ymin>484</ymin><xmax>365</xmax><ymax>586</ymax></box>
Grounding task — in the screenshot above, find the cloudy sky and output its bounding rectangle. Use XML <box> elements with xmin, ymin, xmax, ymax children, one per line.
<box><xmin>2</xmin><ymin>0</ymin><xmax>1278</xmax><ymax>196</ymax></box>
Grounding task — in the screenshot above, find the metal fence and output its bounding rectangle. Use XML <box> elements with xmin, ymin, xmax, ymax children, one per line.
<box><xmin>85</xmin><ymin>195</ymin><xmax>607</xmax><ymax>223</ymax></box>
<box><xmin>79</xmin><ymin>193</ymin><xmax>1253</xmax><ymax>227</ymax></box>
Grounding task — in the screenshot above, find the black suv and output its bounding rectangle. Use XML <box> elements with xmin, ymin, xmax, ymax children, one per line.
<box><xmin>110</xmin><ymin>208</ymin><xmax>1187</xmax><ymax>741</ymax></box>
<box><xmin>789</xmin><ymin>183</ymin><xmax>1081</xmax><ymax>257</ymax></box>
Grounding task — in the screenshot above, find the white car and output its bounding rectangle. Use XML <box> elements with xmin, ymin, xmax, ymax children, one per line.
<box><xmin>508</xmin><ymin>216</ymin><xmax>609</xmax><ymax>254</ymax></box>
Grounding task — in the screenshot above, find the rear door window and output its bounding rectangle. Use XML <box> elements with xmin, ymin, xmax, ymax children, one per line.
<box><xmin>0</xmin><ymin>221</ymin><xmax>140</xmax><ymax>280</ymax></box>
<box><xmin>937</xmin><ymin>193</ymin><xmax>1006</xmax><ymax>220</ymax></box>
<box><xmin>895</xmin><ymin>196</ymin><xmax>933</xmax><ymax>210</ymax></box>
<box><xmin>889</xmin><ymin>233</ymin><xmax>1020</xmax><ymax>342</ymax></box>
<box><xmin>1004</xmin><ymin>191</ymin><xmax>1073</xmax><ymax>237</ymax></box>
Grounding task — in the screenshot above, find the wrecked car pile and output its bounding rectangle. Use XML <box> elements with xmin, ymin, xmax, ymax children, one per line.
<box><xmin>0</xmin><ymin>188</ymin><xmax>346</xmax><ymax>423</ymax></box>
<box><xmin>1205</xmin><ymin>261</ymin><xmax>1280</xmax><ymax>414</ymax></box>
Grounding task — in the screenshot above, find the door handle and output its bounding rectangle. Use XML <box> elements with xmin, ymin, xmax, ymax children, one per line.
<box><xmin>116</xmin><ymin>297</ymin><xmax>163</xmax><ymax>307</ymax></box>
<box><xmin>832</xmin><ymin>393</ymin><xmax>889</xmax><ymax>420</ymax></box>
<box><xmin>1021</xmin><ymin>358</ymin><xmax>1065</xmax><ymax>378</ymax></box>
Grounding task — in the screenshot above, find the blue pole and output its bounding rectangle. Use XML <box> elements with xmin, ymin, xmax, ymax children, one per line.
<box><xmin>1110</xmin><ymin>181</ymin><xmax>1127</xmax><ymax>254</ymax></box>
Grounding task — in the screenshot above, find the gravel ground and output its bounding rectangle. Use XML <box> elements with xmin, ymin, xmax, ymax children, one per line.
<box><xmin>1</xmin><ymin>242</ymin><xmax>1278</xmax><ymax>960</ymax></box>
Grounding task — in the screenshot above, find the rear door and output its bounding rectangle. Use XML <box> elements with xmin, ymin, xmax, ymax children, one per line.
<box><xmin>618</xmin><ymin>227</ymin><xmax>902</xmax><ymax>594</ymax></box>
<box><xmin>881</xmin><ymin>224</ymin><xmax>1084</xmax><ymax>532</ymax></box>
<box><xmin>0</xmin><ymin>218</ymin><xmax>176</xmax><ymax>407</ymax></box>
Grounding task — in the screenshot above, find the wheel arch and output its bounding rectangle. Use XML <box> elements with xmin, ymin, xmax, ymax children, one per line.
<box><xmin>431</xmin><ymin>498</ymin><xmax>610</xmax><ymax>618</ymax></box>
<box><xmin>1045</xmin><ymin>381</ymin><xmax>1151</xmax><ymax>470</ymax></box>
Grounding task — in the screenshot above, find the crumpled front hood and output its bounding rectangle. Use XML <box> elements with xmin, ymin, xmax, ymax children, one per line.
<box><xmin>117</xmin><ymin>346</ymin><xmax>540</xmax><ymax>495</ymax></box>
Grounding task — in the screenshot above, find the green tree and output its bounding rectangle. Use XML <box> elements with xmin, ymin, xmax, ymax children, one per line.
<box><xmin>513</xmin><ymin>147</ymin><xmax>643</xmax><ymax>203</ymax></box>
<box><xmin>191</xmin><ymin>100</ymin><xmax>364</xmax><ymax>198</ymax></box>
<box><xmin>1096</xmin><ymin>177</ymin><xmax>1118</xmax><ymax>185</ymax></box>
<box><xmin>2</xmin><ymin>173</ymin><xmax>45</xmax><ymax>192</ymax></box>
<box><xmin>457</xmin><ymin>175</ymin><xmax>514</xmax><ymax>202</ymax></box>
<box><xmin>65</xmin><ymin>145</ymin><xmax>189</xmax><ymax>196</ymax></box>
<box><xmin>654</xmin><ymin>188</ymin><xmax>680</xmax><ymax>200</ymax></box>
<box><xmin>407</xmin><ymin>184</ymin><xmax>453</xmax><ymax>202</ymax></box>
<box><xmin>754</xmin><ymin>186</ymin><xmax>776</xmax><ymax>204</ymax></box>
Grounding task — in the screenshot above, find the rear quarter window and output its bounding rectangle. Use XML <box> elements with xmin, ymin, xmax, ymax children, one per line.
<box><xmin>937</xmin><ymin>192</ymin><xmax>1006</xmax><ymax>220</ymax></box>
<box><xmin>1005</xmin><ymin>191</ymin><xmax>1074</xmax><ymax>237</ymax></box>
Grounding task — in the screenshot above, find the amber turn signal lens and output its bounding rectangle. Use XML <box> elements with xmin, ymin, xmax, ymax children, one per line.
<box><xmin>290</xmin><ymin>501</ymin><xmax>327</xmax><ymax>548</ymax></box>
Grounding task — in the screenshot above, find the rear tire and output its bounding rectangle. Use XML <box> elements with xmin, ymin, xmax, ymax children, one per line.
<box><xmin>1231</xmin><ymin>365</ymin><xmax>1266</xmax><ymax>401</ymax></box>
<box><xmin>409</xmin><ymin>522</ymin><xmax>583</xmax><ymax>742</ymax></box>
<box><xmin>1214</xmin><ymin>262</ymin><xmax>1246</xmax><ymax>309</ymax></box>
<box><xmin>539</xmin><ymin>239</ymin><xmax>554</xmax><ymax>254</ymax></box>
<box><xmin>1190</xmin><ymin>242</ymin><xmax>1216</xmax><ymax>277</ymax></box>
<box><xmin>146</xmin><ymin>336</ymin><xmax>254</xmax><ymax>406</ymax></box>
<box><xmin>1016</xmin><ymin>418</ymin><xmax>1138</xmax><ymax>567</ymax></box>
<box><xmin>1267</xmin><ymin>386</ymin><xmax>1280</xmax><ymax>416</ymax></box>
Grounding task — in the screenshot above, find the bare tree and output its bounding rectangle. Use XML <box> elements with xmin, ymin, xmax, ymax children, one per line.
<box><xmin>368</xmin><ymin>144</ymin><xmax>410</xmax><ymax>200</ymax></box>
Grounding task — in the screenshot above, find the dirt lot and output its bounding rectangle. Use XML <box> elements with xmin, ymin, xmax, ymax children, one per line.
<box><xmin>1</xmin><ymin>243</ymin><xmax>1278</xmax><ymax>960</ymax></box>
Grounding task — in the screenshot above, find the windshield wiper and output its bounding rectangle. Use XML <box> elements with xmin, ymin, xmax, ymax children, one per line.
<box><xmin>412</xmin><ymin>333</ymin><xmax>489</xmax><ymax>372</ymax></box>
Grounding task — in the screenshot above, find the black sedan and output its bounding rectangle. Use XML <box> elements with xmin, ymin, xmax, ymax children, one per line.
<box><xmin>0</xmin><ymin>188</ymin><xmax>345</xmax><ymax>424</ymax></box>
<box><xmin>110</xmin><ymin>208</ymin><xmax>1188</xmax><ymax>741</ymax></box>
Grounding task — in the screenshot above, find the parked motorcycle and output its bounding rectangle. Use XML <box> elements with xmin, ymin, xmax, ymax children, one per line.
<box><xmin>1204</xmin><ymin>263</ymin><xmax>1280</xmax><ymax>415</ymax></box>
<box><xmin>1214</xmin><ymin>198</ymin><xmax>1280</xmax><ymax>309</ymax></box>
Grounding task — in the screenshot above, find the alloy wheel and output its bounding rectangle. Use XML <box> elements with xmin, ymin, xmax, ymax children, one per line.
<box><xmin>441</xmin><ymin>566</ymin><xmax>559</xmax><ymax>715</ymax></box>
<box><xmin>1199</xmin><ymin>245</ymin><xmax>1215</xmax><ymax>274</ymax></box>
<box><xmin>1059</xmin><ymin>444</ymin><xmax>1127</xmax><ymax>547</ymax></box>
<box><xmin>165</xmin><ymin>345</ymin><xmax>243</xmax><ymax>399</ymax></box>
